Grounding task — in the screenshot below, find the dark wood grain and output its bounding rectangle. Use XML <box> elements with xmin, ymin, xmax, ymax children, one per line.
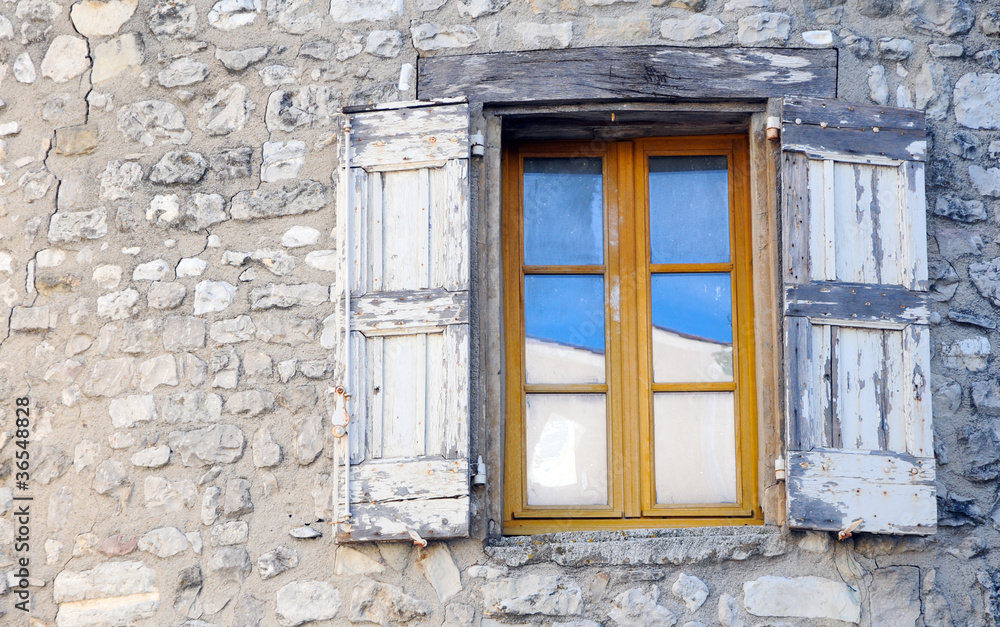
<box><xmin>418</xmin><ymin>47</ymin><xmax>838</xmax><ymax>104</ymax></box>
<box><xmin>784</xmin><ymin>281</ymin><xmax>929</xmax><ymax>325</ymax></box>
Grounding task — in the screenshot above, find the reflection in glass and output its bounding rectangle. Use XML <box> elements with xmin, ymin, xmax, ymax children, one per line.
<box><xmin>649</xmin><ymin>156</ymin><xmax>730</xmax><ymax>264</ymax></box>
<box><xmin>654</xmin><ymin>392</ymin><xmax>737</xmax><ymax>504</ymax></box>
<box><xmin>526</xmin><ymin>394</ymin><xmax>608</xmax><ymax>506</ymax></box>
<box><xmin>524</xmin><ymin>158</ymin><xmax>604</xmax><ymax>266</ymax></box>
<box><xmin>525</xmin><ymin>275</ymin><xmax>606</xmax><ymax>384</ymax></box>
<box><xmin>651</xmin><ymin>273</ymin><xmax>733</xmax><ymax>383</ymax></box>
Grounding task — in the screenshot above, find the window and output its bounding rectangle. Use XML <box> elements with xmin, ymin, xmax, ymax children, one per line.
<box><xmin>502</xmin><ymin>135</ymin><xmax>761</xmax><ymax>533</ymax></box>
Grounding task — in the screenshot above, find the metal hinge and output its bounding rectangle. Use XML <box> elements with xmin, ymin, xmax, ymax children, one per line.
<box><xmin>774</xmin><ymin>457</ymin><xmax>786</xmax><ymax>481</ymax></box>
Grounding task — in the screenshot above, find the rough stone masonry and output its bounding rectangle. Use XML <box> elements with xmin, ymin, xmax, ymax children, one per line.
<box><xmin>0</xmin><ymin>0</ymin><xmax>999</xmax><ymax>625</ymax></box>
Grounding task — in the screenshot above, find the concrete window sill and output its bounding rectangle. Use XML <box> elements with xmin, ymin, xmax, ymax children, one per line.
<box><xmin>483</xmin><ymin>525</ymin><xmax>788</xmax><ymax>567</ymax></box>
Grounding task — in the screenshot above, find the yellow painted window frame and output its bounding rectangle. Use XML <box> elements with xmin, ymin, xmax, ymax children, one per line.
<box><xmin>502</xmin><ymin>135</ymin><xmax>762</xmax><ymax>534</ymax></box>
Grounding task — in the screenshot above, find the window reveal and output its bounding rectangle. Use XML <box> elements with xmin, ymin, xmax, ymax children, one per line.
<box><xmin>503</xmin><ymin>136</ymin><xmax>760</xmax><ymax>533</ymax></box>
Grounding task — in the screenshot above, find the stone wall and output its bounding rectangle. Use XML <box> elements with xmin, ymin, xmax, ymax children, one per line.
<box><xmin>0</xmin><ymin>0</ymin><xmax>999</xmax><ymax>625</ymax></box>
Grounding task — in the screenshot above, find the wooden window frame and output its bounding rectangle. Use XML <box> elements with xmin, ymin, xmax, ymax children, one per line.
<box><xmin>501</xmin><ymin>134</ymin><xmax>763</xmax><ymax>534</ymax></box>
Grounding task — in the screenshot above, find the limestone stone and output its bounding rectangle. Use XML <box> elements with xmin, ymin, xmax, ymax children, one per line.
<box><xmin>279</xmin><ymin>384</ymin><xmax>318</xmax><ymax>411</ymax></box>
<box><xmin>295</xmin><ymin>414</ymin><xmax>324</xmax><ymax>464</ymax></box>
<box><xmin>10</xmin><ymin>305</ymin><xmax>53</xmax><ymax>331</ymax></box>
<box><xmin>266</xmin><ymin>0</ymin><xmax>324</xmax><ymax>33</ymax></box>
<box><xmin>930</xmin><ymin>43</ymin><xmax>962</xmax><ymax>57</ymax></box>
<box><xmin>144</xmin><ymin>476</ymin><xmax>197</xmax><ymax>514</ymax></box>
<box><xmin>39</xmin><ymin>93</ymin><xmax>85</xmax><ymax>129</ymax></box>
<box><xmin>934</xmin><ymin>194</ymin><xmax>985</xmax><ymax>222</ymax></box>
<box><xmin>915</xmin><ymin>62</ymin><xmax>951</xmax><ymax>120</ymax></box>
<box><xmin>138</xmin><ymin>354</ymin><xmax>179</xmax><ymax>392</ymax></box>
<box><xmin>260</xmin><ymin>64</ymin><xmax>301</xmax><ymax>86</ymax></box>
<box><xmin>879</xmin><ymin>37</ymin><xmax>912</xmax><ymax>60</ymax></box>
<box><xmin>208</xmin><ymin>547</ymin><xmax>253</xmax><ymax>582</ymax></box>
<box><xmin>158</xmin><ymin>59</ymin><xmax>210</xmax><ymax>88</ymax></box>
<box><xmin>41</xmin><ymin>35</ymin><xmax>90</xmax><ymax>83</ymax></box>
<box><xmin>132</xmin><ymin>259</ymin><xmax>170</xmax><ymax>281</ymax></box>
<box><xmin>348</xmin><ymin>577</ymin><xmax>429</xmax><ymax>624</ymax></box>
<box><xmin>300</xmin><ymin>360</ymin><xmax>331</xmax><ymax>379</ymax></box>
<box><xmin>147</xmin><ymin>281</ymin><xmax>186</xmax><ymax>310</ymax></box>
<box><xmin>949</xmin><ymin>131</ymin><xmax>980</xmax><ymax>160</ymax></box>
<box><xmin>259</xmin><ymin>546</ymin><xmax>299</xmax><ymax>579</ymax></box>
<box><xmin>210</xmin><ymin>520</ymin><xmax>249</xmax><ymax>546</ymax></box>
<box><xmin>84</xmin><ymin>358</ymin><xmax>135</xmax><ymax>397</ymax></box>
<box><xmin>335</xmin><ymin>546</ymin><xmax>385</xmax><ymax>576</ymax></box>
<box><xmin>100</xmin><ymin>160</ymin><xmax>142</xmax><ymax>201</ymax></box>
<box><xmin>253</xmin><ymin>427</ymin><xmax>282</xmax><ymax>467</ymax></box>
<box><xmin>718</xmin><ymin>593</ymin><xmax>743</xmax><ymax>627</ymax></box>
<box><xmin>223</xmin><ymin>478</ymin><xmax>253</xmax><ymax>516</ymax></box>
<box><xmin>93</xmin><ymin>460</ymin><xmax>129</xmax><ymax>495</ymax></box>
<box><xmin>209</xmin><ymin>0</ymin><xmax>260</xmax><ymax>30</ymax></box>
<box><xmin>131</xmin><ymin>446</ymin><xmax>171</xmax><ymax>467</ymax></box>
<box><xmin>261</xmin><ymin>140</ymin><xmax>306</xmax><ymax>182</ymax></box>
<box><xmin>942</xmin><ymin>336</ymin><xmax>990</xmax><ymax>371</ymax></box>
<box><xmin>138</xmin><ymin>527</ymin><xmax>189</xmax><ymax>558</ymax></box>
<box><xmin>200</xmin><ymin>83</ymin><xmax>255</xmax><ymax>135</ymax></box>
<box><xmin>225</xmin><ymin>390</ymin><xmax>275</xmax><ymax>416</ymax></box>
<box><xmin>168</xmin><ymin>424</ymin><xmax>246</xmax><ymax>465</ymax></box>
<box><xmin>411</xmin><ymin>23</ymin><xmax>480</xmax><ymax>51</ymax></box>
<box><xmin>737</xmin><ymin>12</ymin><xmax>789</xmax><ymax>44</ymax></box>
<box><xmin>150</xmin><ymin>151</ymin><xmax>208</xmax><ymax>184</ymax></box>
<box><xmin>109</xmin><ymin>394</ymin><xmax>156</xmax><ymax>428</ymax></box>
<box><xmin>265</xmin><ymin>85</ymin><xmax>338</xmax><ymax>131</ymax></box>
<box><xmin>672</xmin><ymin>573</ymin><xmax>709</xmax><ymax>611</ymax></box>
<box><xmin>211</xmin><ymin>347</ymin><xmax>241</xmax><ymax>389</ymax></box>
<box><xmin>970</xmin><ymin>165</ymin><xmax>1000</xmax><ymax>197</ymax></box>
<box><xmin>972</xmin><ymin>379</ymin><xmax>1000</xmax><ymax>415</ymax></box>
<box><xmin>282</xmin><ymin>226</ymin><xmax>321</xmax><ymax>248</ymax></box>
<box><xmin>14</xmin><ymin>52</ymin><xmax>36</xmax><ymax>83</ymax></box>
<box><xmin>933</xmin><ymin>376</ymin><xmax>963</xmax><ymax>417</ymax></box>
<box><xmin>743</xmin><ymin>576</ymin><xmax>861</xmax><ymax>623</ymax></box>
<box><xmin>519</xmin><ymin>22</ymin><xmax>572</xmax><ymax>48</ymax></box>
<box><xmin>954</xmin><ymin>73</ymin><xmax>1000</xmax><ymax>129</ymax></box>
<box><xmin>162</xmin><ymin>391</ymin><xmax>222</xmax><ymax>423</ymax></box>
<box><xmin>305</xmin><ymin>250</ymin><xmax>336</xmax><ymax>272</ymax></box>
<box><xmin>49</xmin><ymin>210</ymin><xmax>108</xmax><ymax>243</ymax></box>
<box><xmin>177</xmin><ymin>258</ymin><xmax>208</xmax><ymax>277</ymax></box>
<box><xmin>202</xmin><ymin>487</ymin><xmax>222</xmax><ymax>526</ymax></box>
<box><xmin>868</xmin><ymin>65</ymin><xmax>889</xmax><ymax>105</ymax></box>
<box><xmin>970</xmin><ymin>258</ymin><xmax>1000</xmax><ymax>308</ymax></box>
<box><xmin>118</xmin><ymin>100</ymin><xmax>192</xmax><ymax>146</ymax></box>
<box><xmin>366</xmin><ymin>29</ymin><xmax>403</xmax><ymax>57</ymax></box>
<box><xmin>73</xmin><ymin>440</ymin><xmax>99</xmax><ymax>473</ymax></box>
<box><xmin>660</xmin><ymin>14</ymin><xmax>723</xmax><ymax>41</ymax></box>
<box><xmin>212</xmin><ymin>146</ymin><xmax>253</xmax><ymax>179</ymax></box>
<box><xmin>936</xmin><ymin>228</ymin><xmax>982</xmax><ymax>258</ymax></box>
<box><xmin>54</xmin><ymin>125</ymin><xmax>99</xmax><ymax>155</ymax></box>
<box><xmin>177</xmin><ymin>193</ymin><xmax>227</xmax><ymax>232</ymax></box>
<box><xmin>148</xmin><ymin>0</ymin><xmax>198</xmax><ymax>39</ymax></box>
<box><xmin>53</xmin><ymin>561</ymin><xmax>159</xmax><ymax>626</ymax></box>
<box><xmin>277</xmin><ymin>581</ymin><xmax>342</xmax><ymax>626</ymax></box>
<box><xmin>231</xmin><ymin>181</ymin><xmax>328</xmax><ymax>219</ymax></box>
<box><xmin>194</xmin><ymin>280</ymin><xmax>237</xmax><ymax>315</ymax></box>
<box><xmin>161</xmin><ymin>316</ymin><xmax>205</xmax><ymax>352</ymax></box>
<box><xmin>328</xmin><ymin>0</ymin><xmax>401</xmax><ymax>22</ymax></box>
<box><xmin>217</xmin><ymin>46</ymin><xmax>269</xmax><ymax>71</ymax></box>
<box><xmin>417</xmin><ymin>544</ymin><xmax>462</xmax><ymax>602</ymax></box>
<box><xmin>71</xmin><ymin>0</ymin><xmax>137</xmax><ymax>36</ymax></box>
<box><xmin>289</xmin><ymin>525</ymin><xmax>322</xmax><ymax>539</ymax></box>
<box><xmin>251</xmin><ymin>283</ymin><xmax>328</xmax><ymax>309</ymax></box>
<box><xmin>802</xmin><ymin>29</ymin><xmax>832</xmax><ymax>45</ymax></box>
<box><xmin>901</xmin><ymin>0</ymin><xmax>973</xmax><ymax>36</ymax></box>
<box><xmin>481</xmin><ymin>575</ymin><xmax>583</xmax><ymax>616</ymax></box>
<box><xmin>299</xmin><ymin>39</ymin><xmax>335</xmax><ymax>60</ymax></box>
<box><xmin>459</xmin><ymin>0</ymin><xmax>506</xmax><ymax>15</ymax></box>
<box><xmin>211</xmin><ymin>315</ymin><xmax>256</xmax><ymax>343</ymax></box>
<box><xmin>609</xmin><ymin>586</ymin><xmax>677</xmax><ymax>626</ymax></box>
<box><xmin>250</xmin><ymin>248</ymin><xmax>297</xmax><ymax>276</ymax></box>
<box><xmin>34</xmin><ymin>445</ymin><xmax>70</xmax><ymax>485</ymax></box>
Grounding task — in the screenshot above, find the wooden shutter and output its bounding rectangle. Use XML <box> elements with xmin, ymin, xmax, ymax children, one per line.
<box><xmin>336</xmin><ymin>100</ymin><xmax>470</xmax><ymax>542</ymax></box>
<box><xmin>781</xmin><ymin>97</ymin><xmax>936</xmax><ymax>535</ymax></box>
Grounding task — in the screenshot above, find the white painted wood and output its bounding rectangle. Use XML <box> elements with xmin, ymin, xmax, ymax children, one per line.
<box><xmin>351</xmin><ymin>168</ymin><xmax>370</xmax><ymax>296</ymax></box>
<box><xmin>445</xmin><ymin>324</ymin><xmax>470</xmax><ymax>458</ymax></box>
<box><xmin>366</xmin><ymin>171</ymin><xmax>383</xmax><ymax>294</ymax></box>
<box><xmin>382</xmin><ymin>334</ymin><xmax>427</xmax><ymax>458</ymax></box>
<box><xmin>426</xmin><ymin>331</ymin><xmax>447</xmax><ymax>457</ymax></box>
<box><xmin>781</xmin><ymin>97</ymin><xmax>934</xmax><ymax>535</ymax></box>
<box><xmin>349</xmin><ymin>331</ymin><xmax>368</xmax><ymax>464</ymax></box>
<box><xmin>350</xmin><ymin>103</ymin><xmax>470</xmax><ymax>170</ymax></box>
<box><xmin>368</xmin><ymin>335</ymin><xmax>384</xmax><ymax>460</ymax></box>
<box><xmin>883</xmin><ymin>330</ymin><xmax>906</xmax><ymax>454</ymax></box>
<box><xmin>787</xmin><ymin>449</ymin><xmax>936</xmax><ymax>535</ymax></box>
<box><xmin>446</xmin><ymin>159</ymin><xmax>470</xmax><ymax>291</ymax></box>
<box><xmin>382</xmin><ymin>169</ymin><xmax>428</xmax><ymax>292</ymax></box>
<box><xmin>351</xmin><ymin>289</ymin><xmax>468</xmax><ymax>336</ymax></box>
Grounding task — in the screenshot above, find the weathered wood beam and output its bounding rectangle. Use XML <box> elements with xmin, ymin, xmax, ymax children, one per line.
<box><xmin>784</xmin><ymin>282</ymin><xmax>928</xmax><ymax>326</ymax></box>
<box><xmin>781</xmin><ymin>96</ymin><xmax>926</xmax><ymax>162</ymax></box>
<box><xmin>418</xmin><ymin>47</ymin><xmax>838</xmax><ymax>104</ymax></box>
<box><xmin>352</xmin><ymin>288</ymin><xmax>468</xmax><ymax>336</ymax></box>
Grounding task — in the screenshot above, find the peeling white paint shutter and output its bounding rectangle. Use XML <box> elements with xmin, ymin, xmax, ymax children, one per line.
<box><xmin>780</xmin><ymin>97</ymin><xmax>936</xmax><ymax>535</ymax></box>
<box><xmin>337</xmin><ymin>101</ymin><xmax>470</xmax><ymax>542</ymax></box>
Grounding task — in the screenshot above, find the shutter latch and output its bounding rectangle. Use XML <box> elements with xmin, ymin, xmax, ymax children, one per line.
<box><xmin>470</xmin><ymin>131</ymin><xmax>485</xmax><ymax>157</ymax></box>
<box><xmin>774</xmin><ymin>457</ymin><xmax>786</xmax><ymax>481</ymax></box>
<box><xmin>472</xmin><ymin>455</ymin><xmax>487</xmax><ymax>487</ymax></box>
<box><xmin>766</xmin><ymin>116</ymin><xmax>781</xmax><ymax>142</ymax></box>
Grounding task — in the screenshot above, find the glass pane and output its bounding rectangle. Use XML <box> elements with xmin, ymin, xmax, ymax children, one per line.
<box><xmin>649</xmin><ymin>155</ymin><xmax>730</xmax><ymax>264</ymax></box>
<box><xmin>525</xmin><ymin>275</ymin><xmax>605</xmax><ymax>384</ymax></box>
<box><xmin>654</xmin><ymin>392</ymin><xmax>737</xmax><ymax>505</ymax></box>
<box><xmin>651</xmin><ymin>273</ymin><xmax>733</xmax><ymax>382</ymax></box>
<box><xmin>526</xmin><ymin>394</ymin><xmax>608</xmax><ymax>506</ymax></box>
<box><xmin>524</xmin><ymin>157</ymin><xmax>604</xmax><ymax>265</ymax></box>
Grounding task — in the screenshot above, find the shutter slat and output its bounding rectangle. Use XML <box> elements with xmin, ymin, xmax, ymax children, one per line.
<box><xmin>338</xmin><ymin>101</ymin><xmax>471</xmax><ymax>542</ymax></box>
<box><xmin>781</xmin><ymin>97</ymin><xmax>935</xmax><ymax>535</ymax></box>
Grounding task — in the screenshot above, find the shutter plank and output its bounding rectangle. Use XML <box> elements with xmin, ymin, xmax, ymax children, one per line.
<box><xmin>784</xmin><ymin>282</ymin><xmax>929</xmax><ymax>326</ymax></box>
<box><xmin>425</xmin><ymin>330</ymin><xmax>447</xmax><ymax>457</ymax></box>
<box><xmin>351</xmin><ymin>104</ymin><xmax>469</xmax><ymax>169</ymax></box>
<box><xmin>833</xmin><ymin>163</ymin><xmax>876</xmax><ymax>283</ymax></box>
<box><xmin>368</xmin><ymin>335</ymin><xmax>384</xmax><ymax>459</ymax></box>
<box><xmin>382</xmin><ymin>170</ymin><xmax>429</xmax><ymax>291</ymax></box>
<box><xmin>814</xmin><ymin>323</ymin><xmax>833</xmax><ymax>449</ymax></box>
<box><xmin>874</xmin><ymin>164</ymin><xmax>902</xmax><ymax>285</ymax></box>
<box><xmin>806</xmin><ymin>159</ymin><xmax>831</xmax><ymax>281</ymax></box>
<box><xmin>787</xmin><ymin>450</ymin><xmax>936</xmax><ymax>534</ymax></box>
<box><xmin>883</xmin><ymin>330</ymin><xmax>906</xmax><ymax>454</ymax></box>
<box><xmin>446</xmin><ymin>159</ymin><xmax>470</xmax><ymax>291</ymax></box>
<box><xmin>784</xmin><ymin>152</ymin><xmax>812</xmax><ymax>284</ymax></box>
<box><xmin>349</xmin><ymin>331</ymin><xmax>368</xmax><ymax>464</ymax></box>
<box><xmin>351</xmin><ymin>289</ymin><xmax>469</xmax><ymax>336</ymax></box>
<box><xmin>903</xmin><ymin>324</ymin><xmax>933</xmax><ymax>458</ymax></box>
<box><xmin>336</xmin><ymin>458</ymin><xmax>469</xmax><ymax>542</ymax></box>
<box><xmin>445</xmin><ymin>324</ymin><xmax>470</xmax><ymax>458</ymax></box>
<box><xmin>382</xmin><ymin>334</ymin><xmax>427</xmax><ymax>458</ymax></box>
<box><xmin>367</xmin><ymin>171</ymin><xmax>383</xmax><ymax>294</ymax></box>
<box><xmin>350</xmin><ymin>168</ymin><xmax>370</xmax><ymax>296</ymax></box>
<box><xmin>902</xmin><ymin>162</ymin><xmax>928</xmax><ymax>289</ymax></box>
